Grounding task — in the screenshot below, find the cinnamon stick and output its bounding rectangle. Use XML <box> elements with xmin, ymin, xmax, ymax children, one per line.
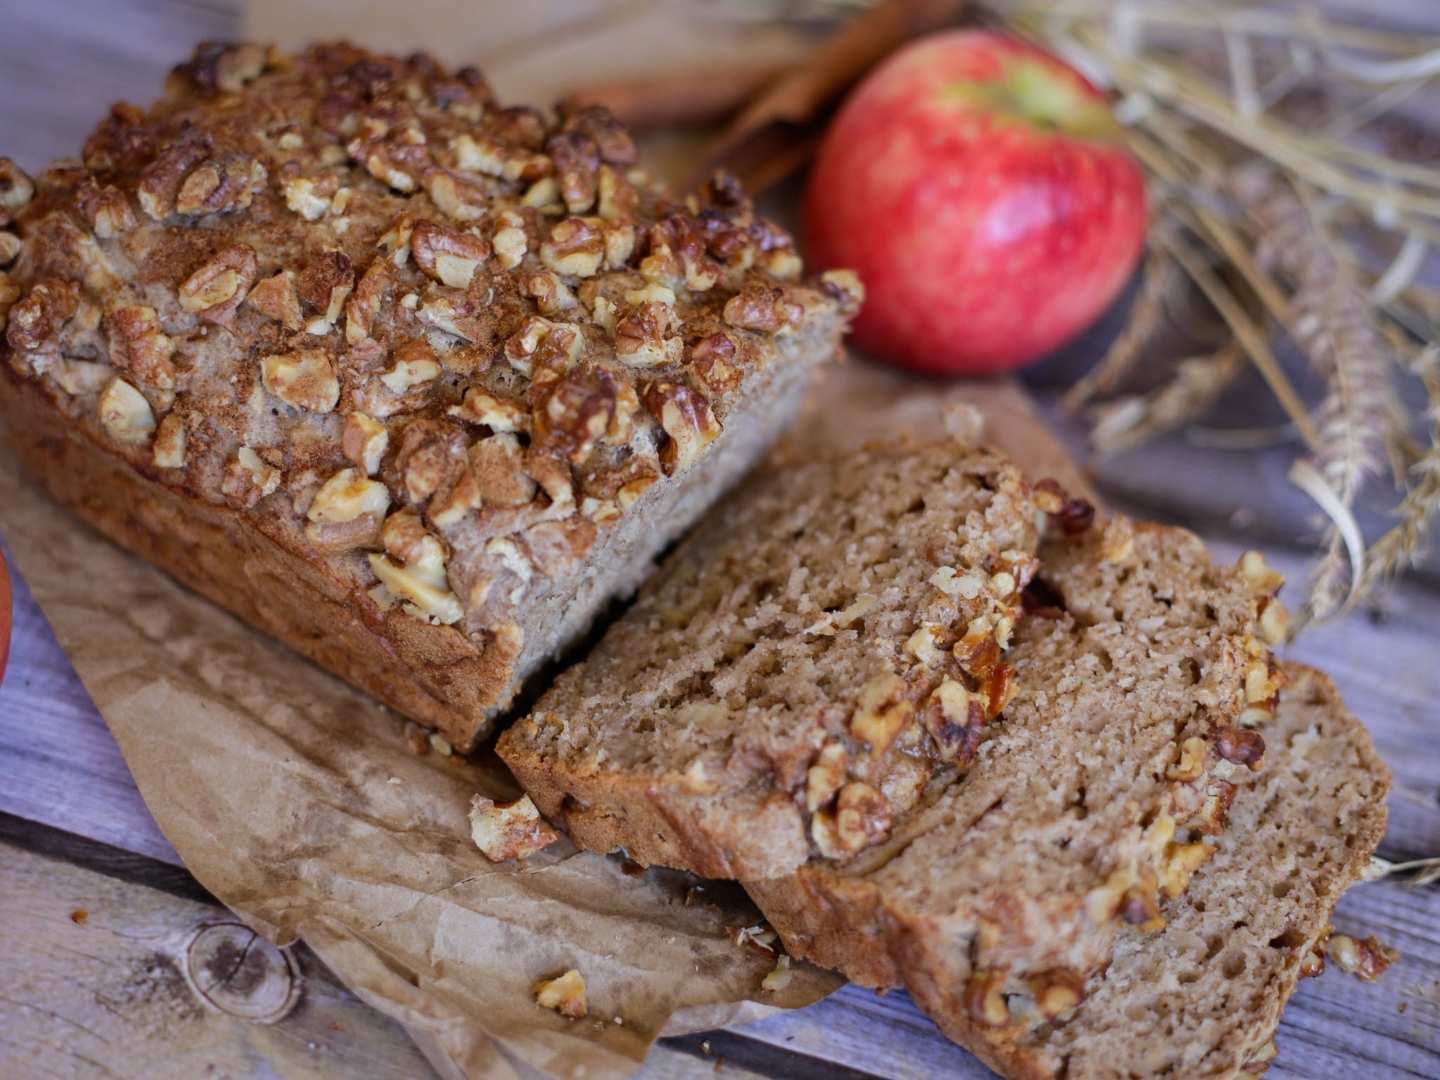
<box><xmin>699</xmin><ymin>0</ymin><xmax>967</xmax><ymax>192</ymax></box>
<box><xmin>564</xmin><ymin>62</ymin><xmax>788</xmax><ymax>131</ymax></box>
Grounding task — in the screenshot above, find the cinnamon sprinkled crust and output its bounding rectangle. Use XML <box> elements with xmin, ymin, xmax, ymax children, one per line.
<box><xmin>0</xmin><ymin>42</ymin><xmax>855</xmax><ymax>743</ymax></box>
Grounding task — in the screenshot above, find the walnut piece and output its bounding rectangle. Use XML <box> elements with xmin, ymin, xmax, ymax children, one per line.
<box><xmin>812</xmin><ymin>781</ymin><xmax>891</xmax><ymax>859</ymax></box>
<box><xmin>533</xmin><ymin>969</ymin><xmax>587</xmax><ymax>1019</ymax></box>
<box><xmin>849</xmin><ymin>672</ymin><xmax>914</xmax><ymax>756</ymax></box>
<box><xmin>467</xmin><ymin>793</ymin><xmax>558</xmax><ymax>862</ymax></box>
<box><xmin>643</xmin><ymin>382</ymin><xmax>720</xmax><ymax>476</ymax></box>
<box><xmin>368</xmin><ymin>512</ymin><xmax>463</xmax><ymax>624</ymax></box>
<box><xmin>307</xmin><ymin>468</ymin><xmax>391</xmax><ymax>524</ymax></box>
<box><xmin>262</xmin><ymin>349</ymin><xmax>340</xmax><ymax>413</ymax></box>
<box><xmin>1327</xmin><ymin>934</ymin><xmax>1397</xmax><ymax>981</ymax></box>
<box><xmin>96</xmin><ymin>377</ymin><xmax>155</xmax><ymax>445</ymax></box>
<box><xmin>964</xmin><ymin>969</ymin><xmax>1010</xmax><ymax>1027</ymax></box>
<box><xmin>153</xmin><ymin>413</ymin><xmax>187</xmax><ymax>468</ymax></box>
<box><xmin>178</xmin><ymin>243</ymin><xmax>257</xmax><ymax>326</ymax></box>
<box><xmin>342</xmin><ymin>413</ymin><xmax>389</xmax><ymax>475</ymax></box>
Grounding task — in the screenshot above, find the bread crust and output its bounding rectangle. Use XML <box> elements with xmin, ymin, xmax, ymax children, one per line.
<box><xmin>0</xmin><ymin>365</ymin><xmax>503</xmax><ymax>744</ymax></box>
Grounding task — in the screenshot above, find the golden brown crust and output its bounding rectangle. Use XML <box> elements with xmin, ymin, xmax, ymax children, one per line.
<box><xmin>0</xmin><ymin>366</ymin><xmax>501</xmax><ymax>744</ymax></box>
<box><xmin>0</xmin><ymin>42</ymin><xmax>854</xmax><ymax>740</ymax></box>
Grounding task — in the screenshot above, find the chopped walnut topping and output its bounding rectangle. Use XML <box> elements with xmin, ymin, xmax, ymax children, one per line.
<box><xmin>178</xmin><ymin>243</ymin><xmax>257</xmax><ymax>326</ymax></box>
<box><xmin>308</xmin><ymin>468</ymin><xmax>390</xmax><ymax>524</ymax></box>
<box><xmin>96</xmin><ymin>376</ymin><xmax>155</xmax><ymax>445</ymax></box>
<box><xmin>468</xmin><ymin>793</ymin><xmax>558</xmax><ymax>862</ymax></box>
<box><xmin>491</xmin><ymin>209</ymin><xmax>528</xmax><ymax>270</ymax></box>
<box><xmin>342</xmin><ymin>412</ymin><xmax>389</xmax><ymax>475</ymax></box>
<box><xmin>0</xmin><ymin>158</ymin><xmax>36</xmax><ymax>224</ymax></box>
<box><xmin>76</xmin><ymin>181</ymin><xmax>136</xmax><ymax>239</ymax></box>
<box><xmin>6</xmin><ymin>278</ymin><xmax>78</xmax><ymax>352</ymax></box>
<box><xmin>106</xmin><ymin>306</ymin><xmax>175</xmax><ymax>391</ymax></box>
<box><xmin>614</xmin><ymin>298</ymin><xmax>681</xmax><ymax>368</ymax></box>
<box><xmin>245</xmin><ymin>270</ymin><xmax>304</xmax><ymax>331</ymax></box>
<box><xmin>540</xmin><ymin>217</ymin><xmax>604</xmax><ymax>277</ymax></box>
<box><xmin>281</xmin><ymin>174</ymin><xmax>334</xmax><ymax>220</ymax></box>
<box><xmin>223</xmin><ymin>446</ymin><xmax>282</xmax><ymax>508</ymax></box>
<box><xmin>262</xmin><ymin>349</ymin><xmax>340</xmax><ymax>413</ymax></box>
<box><xmin>380</xmin><ymin>342</ymin><xmax>442</xmax><ymax>394</ymax></box>
<box><xmin>153</xmin><ymin>413</ymin><xmax>187</xmax><ymax>469</ymax></box>
<box><xmin>175</xmin><ymin>154</ymin><xmax>265</xmax><ymax>217</ymax></box>
<box><xmin>411</xmin><ymin>220</ymin><xmax>489</xmax><ymax>289</ymax></box>
<box><xmin>533</xmin><ymin>969</ymin><xmax>587</xmax><ymax>1019</ymax></box>
<box><xmin>448</xmin><ymin>387</ymin><xmax>527</xmax><ymax>433</ymax></box>
<box><xmin>0</xmin><ymin>231</ymin><xmax>20</xmax><ymax>267</ymax></box>
<box><xmin>723</xmin><ymin>283</ymin><xmax>803</xmax><ymax>334</ymax></box>
<box><xmin>642</xmin><ymin>382</ymin><xmax>720</xmax><ymax>475</ymax></box>
<box><xmin>369</xmin><ymin>511</ymin><xmax>463</xmax><ymax>624</ymax></box>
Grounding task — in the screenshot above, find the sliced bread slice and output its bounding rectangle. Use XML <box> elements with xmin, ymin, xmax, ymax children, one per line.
<box><xmin>961</xmin><ymin>663</ymin><xmax>1389</xmax><ymax>1079</ymax></box>
<box><xmin>747</xmin><ymin>520</ymin><xmax>1281</xmax><ymax>997</ymax></box>
<box><xmin>498</xmin><ymin>440</ymin><xmax>1043</xmax><ymax>879</ymax></box>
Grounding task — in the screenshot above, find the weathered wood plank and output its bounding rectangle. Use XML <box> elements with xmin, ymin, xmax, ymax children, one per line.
<box><xmin>0</xmin><ymin>838</ymin><xmax>438</xmax><ymax>1079</ymax></box>
<box><xmin>0</xmin><ymin>835</ymin><xmax>775</xmax><ymax>1080</ymax></box>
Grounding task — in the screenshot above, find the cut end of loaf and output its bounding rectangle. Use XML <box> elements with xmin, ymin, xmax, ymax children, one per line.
<box><xmin>499</xmin><ymin>439</ymin><xmax>1044</xmax><ymax>878</ymax></box>
<box><xmin>750</xmin><ymin>518</ymin><xmax>1281</xmax><ymax>998</ymax></box>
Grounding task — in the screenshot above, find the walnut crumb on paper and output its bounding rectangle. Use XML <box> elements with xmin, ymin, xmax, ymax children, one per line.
<box><xmin>469</xmin><ymin>794</ymin><xmax>558</xmax><ymax>862</ymax></box>
<box><xmin>534</xmin><ymin>968</ymin><xmax>587</xmax><ymax>1018</ymax></box>
<box><xmin>760</xmin><ymin>954</ymin><xmax>793</xmax><ymax>993</ymax></box>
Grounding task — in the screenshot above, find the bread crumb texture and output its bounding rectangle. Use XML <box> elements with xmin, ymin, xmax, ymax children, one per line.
<box><xmin>500</xmin><ymin>441</ymin><xmax>1042</xmax><ymax>879</ymax></box>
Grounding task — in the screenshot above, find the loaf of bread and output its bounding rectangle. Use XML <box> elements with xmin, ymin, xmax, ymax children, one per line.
<box><xmin>956</xmin><ymin>664</ymin><xmax>1389</xmax><ymax>1079</ymax></box>
<box><xmin>500</xmin><ymin>439</ymin><xmax>1044</xmax><ymax>879</ymax></box>
<box><xmin>0</xmin><ymin>43</ymin><xmax>858</xmax><ymax>747</ymax></box>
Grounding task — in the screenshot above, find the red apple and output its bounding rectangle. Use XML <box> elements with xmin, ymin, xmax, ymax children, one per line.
<box><xmin>805</xmin><ymin>30</ymin><xmax>1147</xmax><ymax>375</ymax></box>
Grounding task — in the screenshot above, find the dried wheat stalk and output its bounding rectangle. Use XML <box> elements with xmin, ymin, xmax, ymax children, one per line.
<box><xmin>993</xmin><ymin>0</ymin><xmax>1440</xmax><ymax>624</ymax></box>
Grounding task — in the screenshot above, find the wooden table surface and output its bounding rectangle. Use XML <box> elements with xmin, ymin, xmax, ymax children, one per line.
<box><xmin>2</xmin><ymin>3</ymin><xmax>1438</xmax><ymax>1078</ymax></box>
